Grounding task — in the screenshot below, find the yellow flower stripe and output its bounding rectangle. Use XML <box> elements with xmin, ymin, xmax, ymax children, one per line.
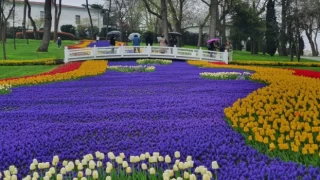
<box><xmin>0</xmin><ymin>58</ymin><xmax>56</xmax><ymax>66</ymax></box>
<box><xmin>0</xmin><ymin>60</ymin><xmax>108</xmax><ymax>87</ymax></box>
<box><xmin>188</xmin><ymin>60</ymin><xmax>320</xmax><ymax>160</ymax></box>
<box><xmin>229</xmin><ymin>60</ymin><xmax>320</xmax><ymax>67</ymax></box>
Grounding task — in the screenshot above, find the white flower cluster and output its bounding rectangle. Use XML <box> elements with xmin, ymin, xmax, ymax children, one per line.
<box><xmin>200</xmin><ymin>72</ymin><xmax>251</xmax><ymax>80</ymax></box>
<box><xmin>0</xmin><ymin>151</ymin><xmax>219</xmax><ymax>180</ymax></box>
<box><xmin>137</xmin><ymin>59</ymin><xmax>172</xmax><ymax>65</ymax></box>
<box><xmin>108</xmin><ymin>65</ymin><xmax>155</xmax><ymax>72</ymax></box>
<box><xmin>0</xmin><ymin>84</ymin><xmax>12</xmax><ymax>94</ymax></box>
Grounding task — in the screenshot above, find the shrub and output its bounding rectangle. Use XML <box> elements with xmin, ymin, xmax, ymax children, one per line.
<box><xmin>0</xmin><ymin>58</ymin><xmax>57</xmax><ymax>66</ymax></box>
<box><xmin>60</xmin><ymin>24</ymin><xmax>76</xmax><ymax>35</ymax></box>
<box><xmin>16</xmin><ymin>31</ymin><xmax>76</xmax><ymax>40</ymax></box>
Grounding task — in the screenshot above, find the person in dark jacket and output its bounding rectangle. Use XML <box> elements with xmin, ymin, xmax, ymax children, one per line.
<box><xmin>145</xmin><ymin>32</ymin><xmax>153</xmax><ymax>46</ymax></box>
<box><xmin>220</xmin><ymin>44</ymin><xmax>226</xmax><ymax>52</ymax></box>
<box><xmin>57</xmin><ymin>37</ymin><xmax>62</xmax><ymax>48</ymax></box>
<box><xmin>110</xmin><ymin>35</ymin><xmax>116</xmax><ymax>53</ymax></box>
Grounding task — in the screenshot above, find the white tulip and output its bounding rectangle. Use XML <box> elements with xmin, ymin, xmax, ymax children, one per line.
<box><xmin>73</xmin><ymin>178</ymin><xmax>78</xmax><ymax>180</ymax></box>
<box><xmin>84</xmin><ymin>155</ymin><xmax>90</xmax><ymax>162</ymax></box>
<box><xmin>178</xmin><ymin>162</ymin><xmax>185</xmax><ymax>170</ymax></box>
<box><xmin>81</xmin><ymin>159</ymin><xmax>88</xmax><ymax>166</ymax></box>
<box><xmin>81</xmin><ymin>177</ymin><xmax>87</xmax><ymax>180</ymax></box>
<box><xmin>56</xmin><ymin>174</ymin><xmax>63</xmax><ymax>180</ymax></box>
<box><xmin>135</xmin><ymin>156</ymin><xmax>140</xmax><ymax>163</ymax></box>
<box><xmin>78</xmin><ymin>171</ymin><xmax>83</xmax><ymax>178</ymax></box>
<box><xmin>107</xmin><ymin>152</ymin><xmax>115</xmax><ymax>160</ymax></box>
<box><xmin>184</xmin><ymin>171</ymin><xmax>189</xmax><ymax>179</ymax></box>
<box><xmin>31</xmin><ymin>178</ymin><xmax>37</xmax><ymax>180</ymax></box>
<box><xmin>32</xmin><ymin>159</ymin><xmax>38</xmax><ymax>165</ymax></box>
<box><xmin>152</xmin><ymin>152</ymin><xmax>160</xmax><ymax>157</ymax></box>
<box><xmin>43</xmin><ymin>176</ymin><xmax>49</xmax><ymax>180</ymax></box>
<box><xmin>173</xmin><ymin>165</ymin><xmax>179</xmax><ymax>172</ymax></box>
<box><xmin>139</xmin><ymin>154</ymin><xmax>146</xmax><ymax>160</ymax></box>
<box><xmin>75</xmin><ymin>159</ymin><xmax>80</xmax><ymax>165</ymax></box>
<box><xmin>141</xmin><ymin>163</ymin><xmax>147</xmax><ymax>170</ymax></box>
<box><xmin>106</xmin><ymin>162</ymin><xmax>113</xmax><ymax>169</ymax></box>
<box><xmin>211</xmin><ymin>161</ymin><xmax>219</xmax><ymax>170</ymax></box>
<box><xmin>106</xmin><ymin>166</ymin><xmax>112</xmax><ymax>173</ymax></box>
<box><xmin>92</xmin><ymin>170</ymin><xmax>99</xmax><ymax>179</ymax></box>
<box><xmin>145</xmin><ymin>152</ymin><xmax>150</xmax><ymax>158</ymax></box>
<box><xmin>45</xmin><ymin>171</ymin><xmax>52</xmax><ymax>178</ymax></box>
<box><xmin>32</xmin><ymin>172</ymin><xmax>39</xmax><ymax>179</ymax></box>
<box><xmin>52</xmin><ymin>155</ymin><xmax>59</xmax><ymax>164</ymax></box>
<box><xmin>189</xmin><ymin>174</ymin><xmax>197</xmax><ymax>180</ymax></box>
<box><xmin>62</xmin><ymin>160</ymin><xmax>68</xmax><ymax>167</ymax></box>
<box><xmin>106</xmin><ymin>176</ymin><xmax>111</xmax><ymax>180</ymax></box>
<box><xmin>206</xmin><ymin>171</ymin><xmax>213</xmax><ymax>178</ymax></box>
<box><xmin>188</xmin><ymin>161</ymin><xmax>194</xmax><ymax>168</ymax></box>
<box><xmin>195</xmin><ymin>167</ymin><xmax>201</xmax><ymax>173</ymax></box>
<box><xmin>200</xmin><ymin>168</ymin><xmax>207</xmax><ymax>175</ymax></box>
<box><xmin>9</xmin><ymin>165</ymin><xmax>15</xmax><ymax>172</ymax></box>
<box><xmin>177</xmin><ymin>177</ymin><xmax>183</xmax><ymax>180</ymax></box>
<box><xmin>4</xmin><ymin>170</ymin><xmax>10</xmax><ymax>177</ymax></box>
<box><xmin>116</xmin><ymin>156</ymin><xmax>123</xmax><ymax>164</ymax></box>
<box><xmin>97</xmin><ymin>161</ymin><xmax>103</xmax><ymax>167</ymax></box>
<box><xmin>11</xmin><ymin>175</ymin><xmax>17</xmax><ymax>180</ymax></box>
<box><xmin>149</xmin><ymin>168</ymin><xmax>156</xmax><ymax>175</ymax></box>
<box><xmin>163</xmin><ymin>176</ymin><xmax>170</xmax><ymax>180</ymax></box>
<box><xmin>100</xmin><ymin>153</ymin><xmax>105</xmax><ymax>160</ymax></box>
<box><xmin>85</xmin><ymin>168</ymin><xmax>92</xmax><ymax>176</ymax></box>
<box><xmin>122</xmin><ymin>161</ymin><xmax>128</xmax><ymax>168</ymax></box>
<box><xmin>149</xmin><ymin>156</ymin><xmax>157</xmax><ymax>163</ymax></box>
<box><xmin>60</xmin><ymin>167</ymin><xmax>66</xmax><ymax>175</ymax></box>
<box><xmin>130</xmin><ymin>156</ymin><xmax>135</xmax><ymax>163</ymax></box>
<box><xmin>126</xmin><ymin>167</ymin><xmax>132</xmax><ymax>174</ymax></box>
<box><xmin>78</xmin><ymin>163</ymin><xmax>84</xmax><ymax>170</ymax></box>
<box><xmin>174</xmin><ymin>151</ymin><xmax>180</xmax><ymax>158</ymax></box>
<box><xmin>89</xmin><ymin>160</ymin><xmax>96</xmax><ymax>169</ymax></box>
<box><xmin>29</xmin><ymin>163</ymin><xmax>36</xmax><ymax>171</ymax></box>
<box><xmin>175</xmin><ymin>160</ymin><xmax>180</xmax><ymax>165</ymax></box>
<box><xmin>0</xmin><ymin>172</ymin><xmax>2</xmax><ymax>178</ymax></box>
<box><xmin>65</xmin><ymin>165</ymin><xmax>72</xmax><ymax>172</ymax></box>
<box><xmin>202</xmin><ymin>174</ymin><xmax>210</xmax><ymax>180</ymax></box>
<box><xmin>165</xmin><ymin>155</ymin><xmax>171</xmax><ymax>163</ymax></box>
<box><xmin>95</xmin><ymin>151</ymin><xmax>101</xmax><ymax>159</ymax></box>
<box><xmin>49</xmin><ymin>167</ymin><xmax>55</xmax><ymax>174</ymax></box>
<box><xmin>119</xmin><ymin>153</ymin><xmax>125</xmax><ymax>158</ymax></box>
<box><xmin>23</xmin><ymin>175</ymin><xmax>31</xmax><ymax>180</ymax></box>
<box><xmin>186</xmin><ymin>156</ymin><xmax>192</xmax><ymax>161</ymax></box>
<box><xmin>88</xmin><ymin>154</ymin><xmax>94</xmax><ymax>160</ymax></box>
<box><xmin>158</xmin><ymin>156</ymin><xmax>164</xmax><ymax>162</ymax></box>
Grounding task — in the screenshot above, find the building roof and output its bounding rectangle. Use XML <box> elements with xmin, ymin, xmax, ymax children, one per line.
<box><xmin>15</xmin><ymin>0</ymin><xmax>85</xmax><ymax>9</ymax></box>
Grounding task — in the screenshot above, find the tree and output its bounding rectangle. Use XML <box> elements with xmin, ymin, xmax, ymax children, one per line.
<box><xmin>83</xmin><ymin>0</ymin><xmax>94</xmax><ymax>40</ymax></box>
<box><xmin>278</xmin><ymin>0</ymin><xmax>290</xmax><ymax>56</ymax></box>
<box><xmin>22</xmin><ymin>0</ymin><xmax>27</xmax><ymax>39</ymax></box>
<box><xmin>1</xmin><ymin>0</ymin><xmax>15</xmax><ymax>59</ymax></box>
<box><xmin>25</xmin><ymin>0</ymin><xmax>39</xmax><ymax>39</ymax></box>
<box><xmin>53</xmin><ymin>0</ymin><xmax>62</xmax><ymax>42</ymax></box>
<box><xmin>265</xmin><ymin>0</ymin><xmax>278</xmax><ymax>56</ymax></box>
<box><xmin>38</xmin><ymin>0</ymin><xmax>52</xmax><ymax>52</ymax></box>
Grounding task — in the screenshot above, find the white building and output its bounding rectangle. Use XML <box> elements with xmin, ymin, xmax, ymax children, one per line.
<box><xmin>6</xmin><ymin>1</ymin><xmax>103</xmax><ymax>32</ymax></box>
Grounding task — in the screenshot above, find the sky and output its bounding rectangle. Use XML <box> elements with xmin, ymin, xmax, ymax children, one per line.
<box><xmin>31</xmin><ymin>0</ymin><xmax>103</xmax><ymax>7</ymax></box>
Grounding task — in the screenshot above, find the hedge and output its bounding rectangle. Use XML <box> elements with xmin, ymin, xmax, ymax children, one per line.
<box><xmin>0</xmin><ymin>58</ymin><xmax>64</xmax><ymax>66</ymax></box>
<box><xmin>16</xmin><ymin>31</ymin><xmax>76</xmax><ymax>40</ymax></box>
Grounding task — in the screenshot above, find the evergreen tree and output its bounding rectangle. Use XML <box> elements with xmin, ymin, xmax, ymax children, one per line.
<box><xmin>265</xmin><ymin>0</ymin><xmax>279</xmax><ymax>56</ymax></box>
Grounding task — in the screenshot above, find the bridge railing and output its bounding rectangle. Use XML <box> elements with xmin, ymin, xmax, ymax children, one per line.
<box><xmin>64</xmin><ymin>45</ymin><xmax>232</xmax><ymax>64</ymax></box>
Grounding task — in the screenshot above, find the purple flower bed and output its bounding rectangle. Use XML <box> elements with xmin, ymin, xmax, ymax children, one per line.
<box><xmin>0</xmin><ymin>61</ymin><xmax>319</xmax><ymax>179</ymax></box>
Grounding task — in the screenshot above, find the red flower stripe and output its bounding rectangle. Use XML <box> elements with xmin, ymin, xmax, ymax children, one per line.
<box><xmin>1</xmin><ymin>62</ymin><xmax>83</xmax><ymax>82</ymax></box>
<box><xmin>209</xmin><ymin>62</ymin><xmax>227</xmax><ymax>65</ymax></box>
<box><xmin>287</xmin><ymin>68</ymin><xmax>320</xmax><ymax>79</ymax></box>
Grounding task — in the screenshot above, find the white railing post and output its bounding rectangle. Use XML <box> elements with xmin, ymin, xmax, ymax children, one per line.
<box><xmin>198</xmin><ymin>47</ymin><xmax>203</xmax><ymax>60</ymax></box>
<box><xmin>121</xmin><ymin>45</ymin><xmax>124</xmax><ymax>57</ymax></box>
<box><xmin>64</xmin><ymin>46</ymin><xmax>69</xmax><ymax>63</ymax></box>
<box><xmin>93</xmin><ymin>45</ymin><xmax>97</xmax><ymax>59</ymax></box>
<box><xmin>223</xmin><ymin>50</ymin><xmax>228</xmax><ymax>64</ymax></box>
<box><xmin>148</xmin><ymin>45</ymin><xmax>151</xmax><ymax>57</ymax></box>
<box><xmin>173</xmin><ymin>45</ymin><xmax>177</xmax><ymax>58</ymax></box>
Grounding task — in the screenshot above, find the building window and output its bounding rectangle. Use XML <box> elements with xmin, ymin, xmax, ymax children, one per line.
<box><xmin>75</xmin><ymin>15</ymin><xmax>80</xmax><ymax>24</ymax></box>
<box><xmin>40</xmin><ymin>11</ymin><xmax>45</xmax><ymax>21</ymax></box>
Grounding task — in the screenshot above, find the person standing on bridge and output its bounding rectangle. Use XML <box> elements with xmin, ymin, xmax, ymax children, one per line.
<box><xmin>110</xmin><ymin>35</ymin><xmax>116</xmax><ymax>53</ymax></box>
<box><xmin>159</xmin><ymin>35</ymin><xmax>168</xmax><ymax>54</ymax></box>
<box><xmin>132</xmin><ymin>35</ymin><xmax>141</xmax><ymax>53</ymax></box>
<box><xmin>57</xmin><ymin>37</ymin><xmax>62</xmax><ymax>49</ymax></box>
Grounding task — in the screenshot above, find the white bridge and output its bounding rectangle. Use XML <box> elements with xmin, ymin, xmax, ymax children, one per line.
<box><xmin>64</xmin><ymin>45</ymin><xmax>232</xmax><ymax>64</ymax></box>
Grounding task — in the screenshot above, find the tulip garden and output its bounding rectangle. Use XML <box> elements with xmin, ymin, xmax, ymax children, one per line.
<box><xmin>1</xmin><ymin>59</ymin><xmax>320</xmax><ymax>179</ymax></box>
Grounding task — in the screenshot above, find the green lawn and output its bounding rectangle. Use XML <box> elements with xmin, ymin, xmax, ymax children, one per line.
<box><xmin>0</xmin><ymin>65</ymin><xmax>58</xmax><ymax>79</ymax></box>
<box><xmin>0</xmin><ymin>39</ymin><xmax>77</xmax><ymax>60</ymax></box>
<box><xmin>231</xmin><ymin>51</ymin><xmax>314</xmax><ymax>62</ymax></box>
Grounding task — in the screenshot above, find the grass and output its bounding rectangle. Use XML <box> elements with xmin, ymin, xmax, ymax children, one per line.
<box><xmin>0</xmin><ymin>65</ymin><xmax>58</xmax><ymax>79</ymax></box>
<box><xmin>231</xmin><ymin>51</ymin><xmax>315</xmax><ymax>62</ymax></box>
<box><xmin>267</xmin><ymin>66</ymin><xmax>320</xmax><ymax>72</ymax></box>
<box><xmin>0</xmin><ymin>39</ymin><xmax>77</xmax><ymax>60</ymax></box>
